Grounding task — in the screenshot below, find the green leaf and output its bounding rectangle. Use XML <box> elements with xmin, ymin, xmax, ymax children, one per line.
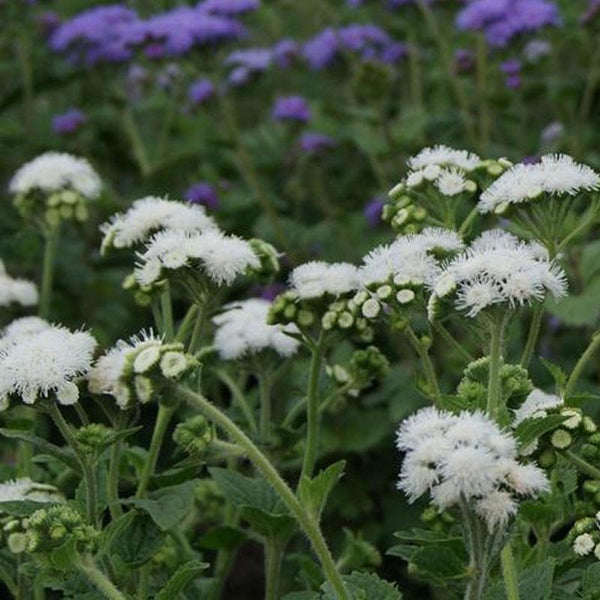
<box><xmin>97</xmin><ymin>511</ymin><xmax>136</xmax><ymax>559</ymax></box>
<box><xmin>539</xmin><ymin>358</ymin><xmax>567</xmax><ymax>392</ymax></box>
<box><xmin>298</xmin><ymin>460</ymin><xmax>346</xmax><ymax>520</ymax></box>
<box><xmin>209</xmin><ymin>468</ymin><xmax>295</xmax><ymax>538</ymax></box>
<box><xmin>96</xmin><ymin>426</ymin><xmax>142</xmax><ymax>455</ymax></box>
<box><xmin>109</xmin><ymin>511</ymin><xmax>164</xmax><ymax>568</ymax></box>
<box><xmin>155</xmin><ymin>560</ymin><xmax>208</xmax><ymax>600</ymax></box>
<box><xmin>485</xmin><ymin>558</ymin><xmax>555</xmax><ymax>600</ymax></box>
<box><xmin>580</xmin><ymin>239</ymin><xmax>600</xmax><ymax>283</ymax></box>
<box><xmin>321</xmin><ymin>571</ymin><xmax>402</xmax><ymax>600</ymax></box>
<box><xmin>514</xmin><ymin>414</ymin><xmax>569</xmax><ymax>449</ymax></box>
<box><xmin>49</xmin><ymin>539</ymin><xmax>77</xmax><ymax>571</ymax></box>
<box><xmin>546</xmin><ymin>278</ymin><xmax>600</xmax><ymax>327</ymax></box>
<box><xmin>124</xmin><ymin>480</ymin><xmax>198</xmax><ymax>531</ymax></box>
<box><xmin>0</xmin><ymin>428</ymin><xmax>80</xmax><ymax>474</ymax></box>
<box><xmin>0</xmin><ymin>500</ymin><xmax>58</xmax><ymax>517</ymax></box>
<box><xmin>281</xmin><ymin>593</ymin><xmax>320</xmax><ymax>600</ymax></box>
<box><xmin>197</xmin><ymin>525</ymin><xmax>248</xmax><ymax>551</ymax></box>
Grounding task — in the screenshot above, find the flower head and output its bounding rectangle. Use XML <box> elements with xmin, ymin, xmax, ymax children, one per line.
<box><xmin>184</xmin><ymin>183</ymin><xmax>220</xmax><ymax>211</ymax></box>
<box><xmin>513</xmin><ymin>388</ymin><xmax>563</xmax><ymax>426</ymax></box>
<box><xmin>52</xmin><ymin>109</ymin><xmax>86</xmax><ymax>135</ymax></box>
<box><xmin>290</xmin><ymin>261</ymin><xmax>359</xmax><ymax>299</ymax></box>
<box><xmin>213</xmin><ymin>299</ymin><xmax>299</xmax><ymax>360</ymax></box>
<box><xmin>272</xmin><ymin>95</ymin><xmax>311</xmax><ymax>123</ymax></box>
<box><xmin>187</xmin><ymin>79</ymin><xmax>215</xmax><ymax>106</ymax></box>
<box><xmin>0</xmin><ymin>261</ymin><xmax>38</xmax><ymax>308</ymax></box>
<box><xmin>407</xmin><ymin>145</ymin><xmax>481</xmax><ymax>172</ymax></box>
<box><xmin>0</xmin><ymin>325</ymin><xmax>96</xmax><ymax>407</ymax></box>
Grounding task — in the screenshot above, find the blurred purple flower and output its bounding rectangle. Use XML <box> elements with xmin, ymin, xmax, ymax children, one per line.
<box><xmin>364</xmin><ymin>197</ymin><xmax>384</xmax><ymax>226</ymax></box>
<box><xmin>198</xmin><ymin>0</ymin><xmax>260</xmax><ymax>15</ymax></box>
<box><xmin>303</xmin><ymin>28</ymin><xmax>339</xmax><ymax>70</ymax></box>
<box><xmin>456</xmin><ymin>0</ymin><xmax>561</xmax><ymax>48</ymax></box>
<box><xmin>52</xmin><ymin>109</ymin><xmax>86</xmax><ymax>135</ymax></box>
<box><xmin>272</xmin><ymin>39</ymin><xmax>299</xmax><ymax>67</ymax></box>
<box><xmin>188</xmin><ymin>78</ymin><xmax>215</xmax><ymax>105</ymax></box>
<box><xmin>581</xmin><ymin>0</ymin><xmax>600</xmax><ymax>24</ymax></box>
<box><xmin>454</xmin><ymin>48</ymin><xmax>475</xmax><ymax>73</ymax></box>
<box><xmin>522</xmin><ymin>155</ymin><xmax>540</xmax><ymax>165</ymax></box>
<box><xmin>501</xmin><ymin>59</ymin><xmax>521</xmax><ymax>88</ymax></box>
<box><xmin>272</xmin><ymin>96</ymin><xmax>311</xmax><ymax>123</ymax></box>
<box><xmin>255</xmin><ymin>283</ymin><xmax>286</xmax><ymax>301</ymax></box>
<box><xmin>37</xmin><ymin>11</ymin><xmax>61</xmax><ymax>36</ymax></box>
<box><xmin>184</xmin><ymin>182</ymin><xmax>220</xmax><ymax>210</ymax></box>
<box><xmin>299</xmin><ymin>132</ymin><xmax>336</xmax><ymax>153</ymax></box>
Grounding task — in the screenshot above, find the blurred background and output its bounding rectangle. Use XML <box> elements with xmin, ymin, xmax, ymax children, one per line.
<box><xmin>1</xmin><ymin>1</ymin><xmax>600</xmax><ymax>597</ymax></box>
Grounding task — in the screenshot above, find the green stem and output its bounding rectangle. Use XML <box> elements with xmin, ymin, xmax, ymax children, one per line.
<box><xmin>175</xmin><ymin>304</ymin><xmax>199</xmax><ymax>343</ymax></box>
<box><xmin>135</xmin><ymin>404</ymin><xmax>175</xmax><ymax>498</ymax></box>
<box><xmin>556</xmin><ymin>204</ymin><xmax>599</xmax><ymax>253</ymax></box>
<box><xmin>300</xmin><ymin>333</ymin><xmax>326</xmax><ymax>482</ymax></box>
<box><xmin>579</xmin><ymin>42</ymin><xmax>600</xmax><ymax>120</ymax></box>
<box><xmin>75</xmin><ymin>556</ymin><xmax>127</xmax><ymax>600</ymax></box>
<box><xmin>486</xmin><ymin>315</ymin><xmax>508</xmax><ymax>418</ymax></box>
<box><xmin>433</xmin><ymin>322</ymin><xmax>474</xmax><ymax>363</ymax></box>
<box><xmin>16</xmin><ymin>34</ymin><xmax>34</xmax><ymax>134</ymax></box>
<box><xmin>404</xmin><ymin>325</ymin><xmax>442</xmax><ymax>404</ymax></box>
<box><xmin>520</xmin><ymin>305</ymin><xmax>544</xmax><ymax>368</ymax></box>
<box><xmin>122</xmin><ymin>109</ymin><xmax>152</xmax><ymax>177</ymax></box>
<box><xmin>259</xmin><ymin>371</ymin><xmax>272</xmax><ymax>445</ymax></box>
<box><xmin>475</xmin><ymin>33</ymin><xmax>490</xmax><ymax>154</ymax></box>
<box><xmin>39</xmin><ymin>228</ymin><xmax>58</xmax><ymax>319</ymax></box>
<box><xmin>564</xmin><ymin>331</ymin><xmax>600</xmax><ymax>398</ymax></box>
<box><xmin>176</xmin><ymin>385</ymin><xmax>349</xmax><ymax>600</ymax></box>
<box><xmin>160</xmin><ymin>282</ymin><xmax>174</xmax><ymax>341</ymax></box>
<box><xmin>188</xmin><ymin>304</ymin><xmax>206</xmax><ymax>354</ymax></box>
<box><xmin>264</xmin><ymin>538</ymin><xmax>284</xmax><ymax>600</ymax></box>
<box><xmin>107</xmin><ymin>413</ymin><xmax>126</xmax><ymax>521</ymax></box>
<box><xmin>563</xmin><ymin>449</ymin><xmax>600</xmax><ymax>479</ymax></box>
<box><xmin>458</xmin><ymin>206</ymin><xmax>480</xmax><ymax>236</ymax></box>
<box><xmin>500</xmin><ymin>544</ymin><xmax>520</xmax><ymax>600</ymax></box>
<box><xmin>47</xmin><ymin>403</ymin><xmax>97</xmax><ymax>525</ymax></box>
<box><xmin>216</xmin><ymin>369</ymin><xmax>258</xmax><ymax>434</ymax></box>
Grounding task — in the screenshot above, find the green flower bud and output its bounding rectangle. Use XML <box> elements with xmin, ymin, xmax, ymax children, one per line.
<box><xmin>551</xmin><ymin>429</ymin><xmax>572</xmax><ymax>449</ymax></box>
<box><xmin>173</xmin><ymin>416</ymin><xmax>213</xmax><ymax>457</ymax></box>
<box><xmin>297</xmin><ymin>309</ymin><xmax>314</xmax><ymax>327</ymax></box>
<box><xmin>74</xmin><ymin>423</ymin><xmax>112</xmax><ymax>455</ymax></box>
<box><xmin>7</xmin><ymin>532</ymin><xmax>27</xmax><ymax>554</ymax></box>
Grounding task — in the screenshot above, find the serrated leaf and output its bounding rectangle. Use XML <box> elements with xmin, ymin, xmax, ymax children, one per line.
<box><xmin>110</xmin><ymin>511</ymin><xmax>164</xmax><ymax>568</ymax></box>
<box><xmin>485</xmin><ymin>558</ymin><xmax>555</xmax><ymax>600</ymax></box>
<box><xmin>321</xmin><ymin>571</ymin><xmax>402</xmax><ymax>600</ymax></box>
<box><xmin>539</xmin><ymin>358</ymin><xmax>567</xmax><ymax>391</ymax></box>
<box><xmin>155</xmin><ymin>560</ymin><xmax>208</xmax><ymax>600</ymax></box>
<box><xmin>97</xmin><ymin>511</ymin><xmax>136</xmax><ymax>558</ymax></box>
<box><xmin>514</xmin><ymin>414</ymin><xmax>569</xmax><ymax>449</ymax></box>
<box><xmin>0</xmin><ymin>428</ymin><xmax>80</xmax><ymax>474</ymax></box>
<box><xmin>298</xmin><ymin>460</ymin><xmax>346</xmax><ymax>520</ymax></box>
<box><xmin>49</xmin><ymin>539</ymin><xmax>77</xmax><ymax>571</ymax></box>
<box><xmin>0</xmin><ymin>500</ymin><xmax>58</xmax><ymax>517</ymax></box>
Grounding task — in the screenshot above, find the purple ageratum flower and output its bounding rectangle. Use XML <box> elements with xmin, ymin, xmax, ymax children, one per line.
<box><xmin>272</xmin><ymin>39</ymin><xmax>299</xmax><ymax>68</ymax></box>
<box><xmin>188</xmin><ymin>78</ymin><xmax>215</xmax><ymax>105</ymax></box>
<box><xmin>500</xmin><ymin>58</ymin><xmax>521</xmax><ymax>88</ymax></box>
<box><xmin>272</xmin><ymin>96</ymin><xmax>311</xmax><ymax>123</ymax></box>
<box><xmin>299</xmin><ymin>132</ymin><xmax>336</xmax><ymax>154</ymax></box>
<box><xmin>184</xmin><ymin>182</ymin><xmax>220</xmax><ymax>210</ymax></box>
<box><xmin>52</xmin><ymin>109</ymin><xmax>86</xmax><ymax>135</ymax></box>
<box><xmin>303</xmin><ymin>28</ymin><xmax>340</xmax><ymax>70</ymax></box>
<box><xmin>364</xmin><ymin>197</ymin><xmax>384</xmax><ymax>227</ymax></box>
<box><xmin>456</xmin><ymin>0</ymin><xmax>561</xmax><ymax>48</ymax></box>
<box><xmin>522</xmin><ymin>155</ymin><xmax>540</xmax><ymax>165</ymax></box>
<box><xmin>198</xmin><ymin>0</ymin><xmax>260</xmax><ymax>15</ymax></box>
<box><xmin>254</xmin><ymin>283</ymin><xmax>286</xmax><ymax>301</ymax></box>
<box><xmin>454</xmin><ymin>48</ymin><xmax>475</xmax><ymax>73</ymax></box>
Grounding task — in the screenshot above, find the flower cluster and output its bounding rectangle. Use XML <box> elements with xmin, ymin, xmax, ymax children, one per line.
<box><xmin>0</xmin><ymin>324</ymin><xmax>96</xmax><ymax>408</ymax></box>
<box><xmin>212</xmin><ymin>299</ymin><xmax>299</xmax><ymax>360</ymax></box>
<box><xmin>9</xmin><ymin>152</ymin><xmax>101</xmax><ymax>225</ymax></box>
<box><xmin>88</xmin><ymin>333</ymin><xmax>196</xmax><ymax>410</ymax></box>
<box><xmin>327</xmin><ymin>346</ymin><xmax>389</xmax><ymax>397</ymax></box>
<box><xmin>0</xmin><ymin>261</ymin><xmax>38</xmax><ymax>308</ymax></box>
<box><xmin>428</xmin><ymin>230</ymin><xmax>567</xmax><ymax>319</ymax></box>
<box><xmin>396</xmin><ymin>408</ymin><xmax>549</xmax><ymax>531</ymax></box>
<box><xmin>173</xmin><ymin>415</ymin><xmax>213</xmax><ymax>457</ymax></box>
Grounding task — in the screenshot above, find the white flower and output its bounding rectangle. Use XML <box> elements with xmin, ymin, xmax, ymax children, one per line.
<box><xmin>430</xmin><ymin>229</ymin><xmax>567</xmax><ymax>317</ymax></box>
<box><xmin>0</xmin><ymin>478</ymin><xmax>62</xmax><ymax>505</ymax></box>
<box><xmin>0</xmin><ymin>325</ymin><xmax>96</xmax><ymax>406</ymax></box>
<box><xmin>100</xmin><ymin>196</ymin><xmax>217</xmax><ymax>251</ymax></box>
<box><xmin>513</xmin><ymin>389</ymin><xmax>563</xmax><ymax>426</ymax></box>
<box><xmin>9</xmin><ymin>152</ymin><xmax>101</xmax><ymax>199</ymax></box>
<box><xmin>408</xmin><ymin>145</ymin><xmax>481</xmax><ymax>172</ymax></box>
<box><xmin>134</xmin><ymin>230</ymin><xmax>260</xmax><ymax>287</ymax></box>
<box><xmin>160</xmin><ymin>352</ymin><xmax>189</xmax><ymax>378</ymax></box>
<box><xmin>574</xmin><ymin>533</ymin><xmax>595</xmax><ymax>556</ymax></box>
<box><xmin>290</xmin><ymin>261</ymin><xmax>359</xmax><ymax>299</ymax></box>
<box><xmin>213</xmin><ymin>299</ymin><xmax>299</xmax><ymax>360</ymax></box>
<box><xmin>361</xmin><ymin>298</ymin><xmax>381</xmax><ymax>318</ymax></box>
<box><xmin>0</xmin><ymin>260</ymin><xmax>38</xmax><ymax>308</ymax></box>
<box><xmin>476</xmin><ymin>491</ymin><xmax>518</xmax><ymax>531</ymax></box>
<box><xmin>478</xmin><ymin>154</ymin><xmax>600</xmax><ymax>214</ymax></box>
<box><xmin>504</xmin><ymin>463</ymin><xmax>550</xmax><ymax>496</ymax></box>
<box><xmin>0</xmin><ymin>317</ymin><xmax>51</xmax><ymax>351</ymax></box>
<box><xmin>435</xmin><ymin>169</ymin><xmax>468</xmax><ymax>196</ymax></box>
<box><xmin>133</xmin><ymin>346</ymin><xmax>161</xmax><ymax>373</ymax></box>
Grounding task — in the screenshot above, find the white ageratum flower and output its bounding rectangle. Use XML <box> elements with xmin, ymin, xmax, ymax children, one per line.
<box><xmin>428</xmin><ymin>229</ymin><xmax>567</xmax><ymax>318</ymax></box>
<box><xmin>9</xmin><ymin>152</ymin><xmax>101</xmax><ymax>200</ymax></box>
<box><xmin>0</xmin><ymin>261</ymin><xmax>38</xmax><ymax>308</ymax></box>
<box><xmin>396</xmin><ymin>408</ymin><xmax>549</xmax><ymax>531</ymax></box>
<box><xmin>289</xmin><ymin>261</ymin><xmax>359</xmax><ymax>299</ymax></box>
<box><xmin>407</xmin><ymin>145</ymin><xmax>481</xmax><ymax>172</ymax></box>
<box><xmin>0</xmin><ymin>317</ymin><xmax>51</xmax><ymax>352</ymax></box>
<box><xmin>359</xmin><ymin>228</ymin><xmax>463</xmax><ymax>288</ymax></box>
<box><xmin>0</xmin><ymin>325</ymin><xmax>97</xmax><ymax>406</ymax></box>
<box><xmin>0</xmin><ymin>478</ymin><xmax>63</xmax><ymax>505</ymax></box>
<box><xmin>435</xmin><ymin>168</ymin><xmax>469</xmax><ymax>197</ymax></box>
<box><xmin>134</xmin><ymin>230</ymin><xmax>260</xmax><ymax>287</ymax></box>
<box><xmin>478</xmin><ymin>154</ymin><xmax>600</xmax><ymax>214</ymax></box>
<box><xmin>513</xmin><ymin>389</ymin><xmax>563</xmax><ymax>426</ymax></box>
<box><xmin>574</xmin><ymin>533</ymin><xmax>595</xmax><ymax>556</ymax></box>
<box><xmin>213</xmin><ymin>299</ymin><xmax>300</xmax><ymax>360</ymax></box>
<box><xmin>100</xmin><ymin>196</ymin><xmax>218</xmax><ymax>252</ymax></box>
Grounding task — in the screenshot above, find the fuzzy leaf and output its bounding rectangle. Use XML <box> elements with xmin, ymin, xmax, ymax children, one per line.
<box><xmin>321</xmin><ymin>571</ymin><xmax>402</xmax><ymax>600</ymax></box>
<box><xmin>298</xmin><ymin>460</ymin><xmax>346</xmax><ymax>520</ymax></box>
<box><xmin>155</xmin><ymin>560</ymin><xmax>208</xmax><ymax>600</ymax></box>
<box><xmin>514</xmin><ymin>414</ymin><xmax>569</xmax><ymax>449</ymax></box>
<box><xmin>110</xmin><ymin>511</ymin><xmax>164</xmax><ymax>568</ymax></box>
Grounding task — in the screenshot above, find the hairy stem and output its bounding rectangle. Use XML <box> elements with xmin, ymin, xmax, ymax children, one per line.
<box><xmin>500</xmin><ymin>543</ymin><xmax>520</xmax><ymax>600</ymax></box>
<box><xmin>216</xmin><ymin>369</ymin><xmax>258</xmax><ymax>434</ymax></box>
<box><xmin>520</xmin><ymin>305</ymin><xmax>544</xmax><ymax>368</ymax></box>
<box><xmin>160</xmin><ymin>282</ymin><xmax>174</xmax><ymax>341</ymax></box>
<box><xmin>433</xmin><ymin>321</ymin><xmax>474</xmax><ymax>363</ymax></box>
<box><xmin>564</xmin><ymin>330</ymin><xmax>600</xmax><ymax>398</ymax></box>
<box><xmin>405</xmin><ymin>325</ymin><xmax>442</xmax><ymax>404</ymax></box>
<box><xmin>122</xmin><ymin>109</ymin><xmax>152</xmax><ymax>177</ymax></box>
<box><xmin>39</xmin><ymin>228</ymin><xmax>58</xmax><ymax>319</ymax></box>
<box><xmin>486</xmin><ymin>315</ymin><xmax>509</xmax><ymax>418</ymax></box>
<box><xmin>563</xmin><ymin>449</ymin><xmax>600</xmax><ymax>479</ymax></box>
<box><xmin>75</xmin><ymin>556</ymin><xmax>127</xmax><ymax>600</ymax></box>
<box><xmin>259</xmin><ymin>371</ymin><xmax>273</xmax><ymax>445</ymax></box>
<box><xmin>176</xmin><ymin>384</ymin><xmax>349</xmax><ymax>600</ymax></box>
<box><xmin>107</xmin><ymin>413</ymin><xmax>126</xmax><ymax>520</ymax></box>
<box><xmin>264</xmin><ymin>538</ymin><xmax>284</xmax><ymax>600</ymax></box>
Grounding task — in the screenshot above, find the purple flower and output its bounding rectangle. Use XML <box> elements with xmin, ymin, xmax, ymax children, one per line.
<box><xmin>303</xmin><ymin>28</ymin><xmax>340</xmax><ymax>70</ymax></box>
<box><xmin>581</xmin><ymin>0</ymin><xmax>600</xmax><ymax>25</ymax></box>
<box><xmin>299</xmin><ymin>132</ymin><xmax>336</xmax><ymax>154</ymax></box>
<box><xmin>272</xmin><ymin>39</ymin><xmax>299</xmax><ymax>67</ymax></box>
<box><xmin>364</xmin><ymin>197</ymin><xmax>384</xmax><ymax>227</ymax></box>
<box><xmin>52</xmin><ymin>109</ymin><xmax>86</xmax><ymax>135</ymax></box>
<box><xmin>500</xmin><ymin>59</ymin><xmax>521</xmax><ymax>89</ymax></box>
<box><xmin>380</xmin><ymin>41</ymin><xmax>408</xmax><ymax>63</ymax></box>
<box><xmin>456</xmin><ymin>0</ymin><xmax>561</xmax><ymax>48</ymax></box>
<box><xmin>272</xmin><ymin>96</ymin><xmax>311</xmax><ymax>123</ymax></box>
<box><xmin>522</xmin><ymin>155</ymin><xmax>540</xmax><ymax>165</ymax></box>
<box><xmin>254</xmin><ymin>283</ymin><xmax>286</xmax><ymax>301</ymax></box>
<box><xmin>198</xmin><ymin>0</ymin><xmax>260</xmax><ymax>15</ymax></box>
<box><xmin>454</xmin><ymin>48</ymin><xmax>475</xmax><ymax>73</ymax></box>
<box><xmin>37</xmin><ymin>11</ymin><xmax>61</xmax><ymax>36</ymax></box>
<box><xmin>188</xmin><ymin>78</ymin><xmax>215</xmax><ymax>105</ymax></box>
<box><xmin>184</xmin><ymin>182</ymin><xmax>220</xmax><ymax>210</ymax></box>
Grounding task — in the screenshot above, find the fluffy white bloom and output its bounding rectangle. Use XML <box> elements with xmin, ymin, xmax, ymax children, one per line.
<box><xmin>100</xmin><ymin>196</ymin><xmax>218</xmax><ymax>251</ymax></box>
<box><xmin>429</xmin><ymin>229</ymin><xmax>567</xmax><ymax>317</ymax></box>
<box><xmin>0</xmin><ymin>317</ymin><xmax>51</xmax><ymax>352</ymax></box>
<box><xmin>513</xmin><ymin>389</ymin><xmax>563</xmax><ymax>426</ymax></box>
<box><xmin>397</xmin><ymin>408</ymin><xmax>549</xmax><ymax>531</ymax></box>
<box><xmin>479</xmin><ymin>154</ymin><xmax>600</xmax><ymax>214</ymax></box>
<box><xmin>134</xmin><ymin>230</ymin><xmax>260</xmax><ymax>287</ymax></box>
<box><xmin>0</xmin><ymin>478</ymin><xmax>63</xmax><ymax>505</ymax></box>
<box><xmin>9</xmin><ymin>152</ymin><xmax>101</xmax><ymax>199</ymax></box>
<box><xmin>574</xmin><ymin>533</ymin><xmax>595</xmax><ymax>556</ymax></box>
<box><xmin>0</xmin><ymin>325</ymin><xmax>97</xmax><ymax>406</ymax></box>
<box><xmin>289</xmin><ymin>261</ymin><xmax>359</xmax><ymax>299</ymax></box>
<box><xmin>435</xmin><ymin>169</ymin><xmax>468</xmax><ymax>196</ymax></box>
<box><xmin>213</xmin><ymin>299</ymin><xmax>299</xmax><ymax>360</ymax></box>
<box><xmin>408</xmin><ymin>145</ymin><xmax>481</xmax><ymax>172</ymax></box>
<box><xmin>0</xmin><ymin>260</ymin><xmax>38</xmax><ymax>307</ymax></box>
